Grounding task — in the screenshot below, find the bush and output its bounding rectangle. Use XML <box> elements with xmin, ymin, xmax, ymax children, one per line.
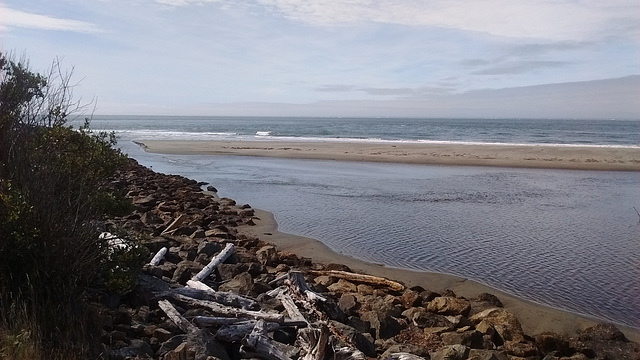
<box><xmin>0</xmin><ymin>52</ymin><xmax>139</xmax><ymax>358</ymax></box>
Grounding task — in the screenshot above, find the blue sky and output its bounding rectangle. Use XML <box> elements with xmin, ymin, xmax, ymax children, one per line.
<box><xmin>1</xmin><ymin>0</ymin><xmax>638</xmax><ymax>118</ymax></box>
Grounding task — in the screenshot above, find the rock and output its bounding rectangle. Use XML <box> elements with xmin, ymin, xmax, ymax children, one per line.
<box><xmin>255</xmin><ymin>245</ymin><xmax>277</xmax><ymax>265</ymax></box>
<box><xmin>357</xmin><ymin>284</ymin><xmax>375</xmax><ymax>295</ymax></box>
<box><xmin>206</xmin><ymin>185</ymin><xmax>217</xmax><ymax>192</ymax></box>
<box><xmin>578</xmin><ymin>323</ymin><xmax>627</xmax><ymax>342</ymax></box>
<box><xmin>314</xmin><ymin>275</ymin><xmax>336</xmax><ymax>286</ymax></box>
<box><xmin>361</xmin><ymin>310</ymin><xmax>403</xmax><ymax>339</ymax></box>
<box><xmin>469</xmin><ymin>308</ymin><xmax>525</xmax><ymax>343</ymax></box>
<box><xmin>430</xmin><ymin>344</ymin><xmax>469</xmax><ymax>360</ymax></box>
<box><xmin>440</xmin><ymin>330</ymin><xmax>483</xmax><ymax>348</ymax></box>
<box><xmin>338</xmin><ymin>293</ymin><xmax>358</xmax><ymax>314</ymax></box>
<box><xmin>111</xmin><ymin>339</ymin><xmax>153</xmax><ymax>359</ymax></box>
<box><xmin>218</xmin><ymin>272</ymin><xmax>253</xmax><ymax>295</ymax></box>
<box><xmin>502</xmin><ymin>340</ymin><xmax>538</xmax><ymax>358</ymax></box>
<box><xmin>427</xmin><ymin>297</ymin><xmax>471</xmax><ymax>317</ymax></box>
<box><xmin>164</xmin><ymin>342</ymin><xmax>191</xmax><ymax>360</ymax></box>
<box><xmin>152</xmin><ymin>327</ymin><xmax>173</xmax><ymax>342</ymax></box>
<box><xmin>467</xmin><ymin>349</ymin><xmax>509</xmax><ymax>360</ymax></box>
<box><xmin>186</xmin><ymin>328</ymin><xmax>231</xmax><ymax>360</ymax></box>
<box><xmin>172</xmin><ymin>260</ymin><xmax>203</xmax><ymax>284</ymax></box>
<box><xmin>197</xmin><ymin>241</ymin><xmax>221</xmax><ymax>257</ymax></box>
<box><xmin>402</xmin><ymin>307</ymin><xmax>454</xmax><ymax>330</ymax></box>
<box><xmin>330</xmin><ymin>320</ymin><xmax>377</xmax><ymax>357</ymax></box>
<box><xmin>190</xmin><ymin>229</ymin><xmax>206</xmax><ymax>239</ymax></box>
<box><xmin>327</xmin><ymin>279</ymin><xmax>358</xmax><ymax>293</ymax></box>
<box><xmin>400</xmin><ymin>289</ymin><xmax>422</xmax><ymax>308</ymax></box>
<box><xmin>534</xmin><ymin>332</ymin><xmax>571</xmax><ymax>357</ymax></box>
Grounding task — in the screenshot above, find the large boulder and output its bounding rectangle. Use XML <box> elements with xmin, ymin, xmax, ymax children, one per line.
<box><xmin>469</xmin><ymin>308</ymin><xmax>525</xmax><ymax>343</ymax></box>
<box><xmin>427</xmin><ymin>297</ymin><xmax>471</xmax><ymax>317</ymax></box>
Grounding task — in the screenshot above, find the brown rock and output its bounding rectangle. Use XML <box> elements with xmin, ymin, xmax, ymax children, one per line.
<box><xmin>502</xmin><ymin>340</ymin><xmax>538</xmax><ymax>357</ymax></box>
<box><xmin>467</xmin><ymin>349</ymin><xmax>509</xmax><ymax>360</ymax></box>
<box><xmin>327</xmin><ymin>279</ymin><xmax>358</xmax><ymax>293</ymax></box>
<box><xmin>469</xmin><ymin>308</ymin><xmax>525</xmax><ymax>343</ymax></box>
<box><xmin>338</xmin><ymin>293</ymin><xmax>358</xmax><ymax>313</ymax></box>
<box><xmin>400</xmin><ymin>289</ymin><xmax>422</xmax><ymax>308</ymax></box>
<box><xmin>427</xmin><ymin>296</ymin><xmax>471</xmax><ymax>317</ymax></box>
<box><xmin>218</xmin><ymin>272</ymin><xmax>253</xmax><ymax>295</ymax></box>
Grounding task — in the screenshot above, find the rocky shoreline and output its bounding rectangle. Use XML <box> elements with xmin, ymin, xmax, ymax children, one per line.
<box><xmin>98</xmin><ymin>158</ymin><xmax>639</xmax><ymax>360</ymax></box>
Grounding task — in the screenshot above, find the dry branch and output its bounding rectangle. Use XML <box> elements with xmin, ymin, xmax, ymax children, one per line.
<box><xmin>157</xmin><ymin>299</ymin><xmax>195</xmax><ymax>333</ymax></box>
<box><xmin>148</xmin><ymin>246</ymin><xmax>167</xmax><ymax>265</ymax></box>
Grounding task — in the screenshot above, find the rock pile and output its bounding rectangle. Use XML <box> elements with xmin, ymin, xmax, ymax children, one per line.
<box><xmin>98</xmin><ymin>159</ymin><xmax>639</xmax><ymax>360</ymax></box>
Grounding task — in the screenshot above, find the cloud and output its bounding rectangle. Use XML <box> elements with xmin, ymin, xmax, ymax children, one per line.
<box><xmin>0</xmin><ymin>5</ymin><xmax>101</xmax><ymax>32</ymax></box>
<box><xmin>315</xmin><ymin>85</ymin><xmax>355</xmax><ymax>92</ymax></box>
<box><xmin>155</xmin><ymin>0</ymin><xmax>220</xmax><ymax>6</ymax></box>
<box><xmin>256</xmin><ymin>0</ymin><xmax>639</xmax><ymax>41</ymax></box>
<box><xmin>472</xmin><ymin>60</ymin><xmax>570</xmax><ymax>75</ymax></box>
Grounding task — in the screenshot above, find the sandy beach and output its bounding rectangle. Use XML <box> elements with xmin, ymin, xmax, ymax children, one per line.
<box><xmin>240</xmin><ymin>209</ymin><xmax>640</xmax><ymax>342</ymax></box>
<box><xmin>138</xmin><ymin>140</ymin><xmax>640</xmax><ymax>171</ymax></box>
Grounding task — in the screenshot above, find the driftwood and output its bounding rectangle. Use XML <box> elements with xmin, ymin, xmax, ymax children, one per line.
<box><xmin>333</xmin><ymin>347</ymin><xmax>367</xmax><ymax>360</ymax></box>
<box><xmin>309</xmin><ymin>270</ymin><xmax>405</xmax><ymax>292</ymax></box>
<box><xmin>191</xmin><ymin>243</ymin><xmax>235</xmax><ymax>282</ymax></box>
<box><xmin>166</xmin><ymin>293</ymin><xmax>284</xmax><ymax>323</ymax></box>
<box><xmin>241</xmin><ymin>320</ymin><xmax>293</xmax><ymax>360</ymax></box>
<box><xmin>158</xmin><ymin>299</ymin><xmax>195</xmax><ymax>333</ymax></box>
<box><xmin>148</xmin><ymin>246</ymin><xmax>167</xmax><ymax>265</ymax></box>
<box><xmin>161</xmin><ymin>214</ymin><xmax>187</xmax><ymax>235</ymax></box>
<box><xmin>275</xmin><ymin>289</ymin><xmax>308</xmax><ymax>324</ymax></box>
<box><xmin>285</xmin><ymin>271</ymin><xmax>327</xmax><ymax>302</ymax></box>
<box><xmin>385</xmin><ymin>353</ymin><xmax>427</xmax><ymax>360</ymax></box>
<box><xmin>181</xmin><ymin>281</ymin><xmax>260</xmax><ymax>310</ymax></box>
<box><xmin>193</xmin><ymin>316</ymin><xmax>307</xmax><ymax>328</ymax></box>
<box><xmin>297</xmin><ymin>324</ymin><xmax>330</xmax><ymax>360</ymax></box>
<box><xmin>214</xmin><ymin>320</ymin><xmax>280</xmax><ymax>342</ymax></box>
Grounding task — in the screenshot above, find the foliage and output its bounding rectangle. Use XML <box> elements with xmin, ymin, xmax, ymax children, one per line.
<box><xmin>0</xmin><ymin>51</ymin><xmax>138</xmax><ymax>357</ymax></box>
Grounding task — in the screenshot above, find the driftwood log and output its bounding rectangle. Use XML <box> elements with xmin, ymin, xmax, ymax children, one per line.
<box><xmin>240</xmin><ymin>320</ymin><xmax>295</xmax><ymax>360</ymax></box>
<box><xmin>182</xmin><ymin>281</ymin><xmax>259</xmax><ymax>310</ymax></box>
<box><xmin>148</xmin><ymin>246</ymin><xmax>167</xmax><ymax>266</ymax></box>
<box><xmin>309</xmin><ymin>270</ymin><xmax>405</xmax><ymax>292</ymax></box>
<box><xmin>160</xmin><ymin>214</ymin><xmax>187</xmax><ymax>235</ymax></box>
<box><xmin>165</xmin><ymin>293</ymin><xmax>285</xmax><ymax>323</ymax></box>
<box><xmin>191</xmin><ymin>243</ymin><xmax>235</xmax><ymax>282</ymax></box>
<box><xmin>157</xmin><ymin>299</ymin><xmax>196</xmax><ymax>333</ymax></box>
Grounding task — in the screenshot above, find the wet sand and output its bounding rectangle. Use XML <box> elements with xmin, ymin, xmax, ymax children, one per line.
<box><xmin>240</xmin><ymin>209</ymin><xmax>640</xmax><ymax>341</ymax></box>
<box><xmin>138</xmin><ymin>140</ymin><xmax>640</xmax><ymax>171</ymax></box>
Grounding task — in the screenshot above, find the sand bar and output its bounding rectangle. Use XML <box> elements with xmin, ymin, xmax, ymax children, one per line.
<box><xmin>138</xmin><ymin>140</ymin><xmax>640</xmax><ymax>171</ymax></box>
<box><xmin>240</xmin><ymin>209</ymin><xmax>640</xmax><ymax>341</ymax></box>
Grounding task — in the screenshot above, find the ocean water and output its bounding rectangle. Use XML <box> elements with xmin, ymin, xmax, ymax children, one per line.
<box><xmin>85</xmin><ymin>115</ymin><xmax>640</xmax><ymax>147</ymax></box>
<box><xmin>88</xmin><ymin>116</ymin><xmax>640</xmax><ymax>329</ymax></box>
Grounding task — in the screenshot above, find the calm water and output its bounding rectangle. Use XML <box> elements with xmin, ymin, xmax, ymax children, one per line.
<box><xmin>96</xmin><ymin>116</ymin><xmax>640</xmax><ymax>329</ymax></box>
<box><xmin>118</xmin><ymin>140</ymin><xmax>640</xmax><ymax>330</ymax></box>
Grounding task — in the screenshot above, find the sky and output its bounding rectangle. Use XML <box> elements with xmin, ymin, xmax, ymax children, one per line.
<box><xmin>1</xmin><ymin>0</ymin><xmax>639</xmax><ymax>118</ymax></box>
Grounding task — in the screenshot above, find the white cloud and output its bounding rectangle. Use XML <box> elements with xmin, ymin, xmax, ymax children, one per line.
<box><xmin>155</xmin><ymin>0</ymin><xmax>220</xmax><ymax>6</ymax></box>
<box><xmin>0</xmin><ymin>5</ymin><xmax>101</xmax><ymax>32</ymax></box>
<box><xmin>256</xmin><ymin>0</ymin><xmax>640</xmax><ymax>41</ymax></box>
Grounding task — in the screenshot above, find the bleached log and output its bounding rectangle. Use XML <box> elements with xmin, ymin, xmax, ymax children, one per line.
<box><xmin>215</xmin><ymin>320</ymin><xmax>280</xmax><ymax>342</ymax></box>
<box><xmin>161</xmin><ymin>214</ymin><xmax>187</xmax><ymax>235</ymax></box>
<box><xmin>384</xmin><ymin>353</ymin><xmax>427</xmax><ymax>360</ymax></box>
<box><xmin>148</xmin><ymin>247</ymin><xmax>167</xmax><ymax>265</ymax></box>
<box><xmin>297</xmin><ymin>324</ymin><xmax>330</xmax><ymax>360</ymax></box>
<box><xmin>191</xmin><ymin>243</ymin><xmax>235</xmax><ymax>282</ymax></box>
<box><xmin>241</xmin><ymin>320</ymin><xmax>293</xmax><ymax>360</ymax></box>
<box><xmin>287</xmin><ymin>271</ymin><xmax>327</xmax><ymax>302</ymax></box>
<box><xmin>182</xmin><ymin>281</ymin><xmax>259</xmax><ymax>310</ymax></box>
<box><xmin>333</xmin><ymin>347</ymin><xmax>367</xmax><ymax>360</ymax></box>
<box><xmin>276</xmin><ymin>291</ymin><xmax>308</xmax><ymax>324</ymax></box>
<box><xmin>166</xmin><ymin>293</ymin><xmax>284</xmax><ymax>323</ymax></box>
<box><xmin>157</xmin><ymin>299</ymin><xmax>195</xmax><ymax>333</ymax></box>
<box><xmin>193</xmin><ymin>316</ymin><xmax>307</xmax><ymax>328</ymax></box>
<box><xmin>309</xmin><ymin>270</ymin><xmax>405</xmax><ymax>292</ymax></box>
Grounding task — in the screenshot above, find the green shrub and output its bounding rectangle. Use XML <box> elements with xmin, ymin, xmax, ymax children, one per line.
<box><xmin>0</xmin><ymin>52</ymin><xmax>139</xmax><ymax>358</ymax></box>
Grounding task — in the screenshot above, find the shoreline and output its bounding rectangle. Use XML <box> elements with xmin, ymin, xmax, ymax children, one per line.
<box><xmin>239</xmin><ymin>208</ymin><xmax>640</xmax><ymax>341</ymax></box>
<box><xmin>138</xmin><ymin>139</ymin><xmax>640</xmax><ymax>171</ymax></box>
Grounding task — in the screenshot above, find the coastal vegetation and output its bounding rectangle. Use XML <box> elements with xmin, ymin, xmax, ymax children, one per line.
<box><xmin>0</xmin><ymin>53</ymin><xmax>139</xmax><ymax>358</ymax></box>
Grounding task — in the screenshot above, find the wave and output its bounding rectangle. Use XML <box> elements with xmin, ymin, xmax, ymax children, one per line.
<box><xmin>111</xmin><ymin>129</ymin><xmax>639</xmax><ymax>149</ymax></box>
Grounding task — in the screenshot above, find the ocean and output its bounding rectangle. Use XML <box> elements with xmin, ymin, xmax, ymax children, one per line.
<box><xmin>86</xmin><ymin>116</ymin><xmax>640</xmax><ymax>329</ymax></box>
